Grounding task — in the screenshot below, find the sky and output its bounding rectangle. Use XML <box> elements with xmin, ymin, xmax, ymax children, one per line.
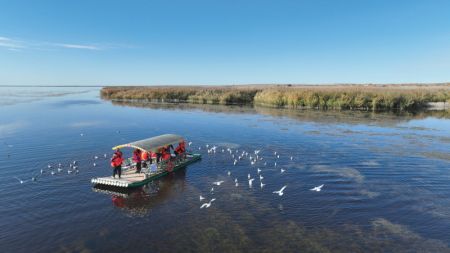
<box><xmin>0</xmin><ymin>0</ymin><xmax>450</xmax><ymax>86</ymax></box>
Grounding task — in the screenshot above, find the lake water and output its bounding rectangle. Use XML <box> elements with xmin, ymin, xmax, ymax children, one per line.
<box><xmin>1</xmin><ymin>87</ymin><xmax>449</xmax><ymax>253</ymax></box>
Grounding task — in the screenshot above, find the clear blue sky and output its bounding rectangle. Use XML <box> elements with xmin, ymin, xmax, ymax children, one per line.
<box><xmin>1</xmin><ymin>0</ymin><xmax>449</xmax><ymax>85</ymax></box>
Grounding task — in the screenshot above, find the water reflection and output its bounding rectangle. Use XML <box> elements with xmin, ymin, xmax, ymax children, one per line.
<box><xmin>93</xmin><ymin>169</ymin><xmax>187</xmax><ymax>216</ymax></box>
<box><xmin>108</xmin><ymin>99</ymin><xmax>449</xmax><ymax>126</ymax></box>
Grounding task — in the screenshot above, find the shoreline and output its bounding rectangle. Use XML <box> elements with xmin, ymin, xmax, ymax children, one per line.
<box><xmin>101</xmin><ymin>84</ymin><xmax>450</xmax><ymax>112</ymax></box>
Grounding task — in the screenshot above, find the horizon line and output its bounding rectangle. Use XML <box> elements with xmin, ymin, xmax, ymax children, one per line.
<box><xmin>1</xmin><ymin>82</ymin><xmax>450</xmax><ymax>88</ymax></box>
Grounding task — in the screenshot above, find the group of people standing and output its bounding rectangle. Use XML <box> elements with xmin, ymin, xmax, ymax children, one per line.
<box><xmin>110</xmin><ymin>141</ymin><xmax>187</xmax><ymax>179</ymax></box>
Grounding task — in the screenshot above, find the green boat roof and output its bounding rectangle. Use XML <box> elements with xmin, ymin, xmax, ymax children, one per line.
<box><xmin>112</xmin><ymin>134</ymin><xmax>184</xmax><ymax>152</ymax></box>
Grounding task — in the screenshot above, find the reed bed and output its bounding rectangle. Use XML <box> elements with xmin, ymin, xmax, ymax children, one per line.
<box><xmin>101</xmin><ymin>84</ymin><xmax>450</xmax><ymax>111</ymax></box>
<box><xmin>101</xmin><ymin>86</ymin><xmax>260</xmax><ymax>105</ymax></box>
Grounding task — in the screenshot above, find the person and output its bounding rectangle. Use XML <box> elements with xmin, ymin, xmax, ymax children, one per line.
<box><xmin>156</xmin><ymin>148</ymin><xmax>163</xmax><ymax>163</ymax></box>
<box><xmin>141</xmin><ymin>151</ymin><xmax>149</xmax><ymax>169</ymax></box>
<box><xmin>150</xmin><ymin>151</ymin><xmax>157</xmax><ymax>164</ymax></box>
<box><xmin>132</xmin><ymin>149</ymin><xmax>142</xmax><ymax>173</ymax></box>
<box><xmin>168</xmin><ymin>144</ymin><xmax>175</xmax><ymax>154</ymax></box>
<box><xmin>175</xmin><ymin>141</ymin><xmax>186</xmax><ymax>156</ymax></box>
<box><xmin>149</xmin><ymin>162</ymin><xmax>157</xmax><ymax>174</ymax></box>
<box><xmin>161</xmin><ymin>146</ymin><xmax>171</xmax><ymax>161</ymax></box>
<box><xmin>111</xmin><ymin>149</ymin><xmax>124</xmax><ymax>179</ymax></box>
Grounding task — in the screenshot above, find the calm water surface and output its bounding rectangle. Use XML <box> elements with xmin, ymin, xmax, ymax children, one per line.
<box><xmin>0</xmin><ymin>87</ymin><xmax>449</xmax><ymax>253</ymax></box>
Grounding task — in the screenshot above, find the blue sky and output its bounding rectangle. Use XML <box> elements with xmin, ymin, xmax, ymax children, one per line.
<box><xmin>1</xmin><ymin>0</ymin><xmax>449</xmax><ymax>85</ymax></box>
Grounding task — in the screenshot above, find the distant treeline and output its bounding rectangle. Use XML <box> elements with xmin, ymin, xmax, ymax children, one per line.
<box><xmin>101</xmin><ymin>84</ymin><xmax>450</xmax><ymax>111</ymax></box>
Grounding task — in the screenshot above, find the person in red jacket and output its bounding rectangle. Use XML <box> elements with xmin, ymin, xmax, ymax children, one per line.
<box><xmin>132</xmin><ymin>149</ymin><xmax>142</xmax><ymax>173</ymax></box>
<box><xmin>161</xmin><ymin>146</ymin><xmax>171</xmax><ymax>161</ymax></box>
<box><xmin>111</xmin><ymin>149</ymin><xmax>124</xmax><ymax>179</ymax></box>
<box><xmin>150</xmin><ymin>151</ymin><xmax>157</xmax><ymax>164</ymax></box>
<box><xmin>175</xmin><ymin>141</ymin><xmax>186</xmax><ymax>158</ymax></box>
<box><xmin>141</xmin><ymin>151</ymin><xmax>149</xmax><ymax>169</ymax></box>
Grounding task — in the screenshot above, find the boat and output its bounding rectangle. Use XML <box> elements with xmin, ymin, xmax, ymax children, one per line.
<box><xmin>91</xmin><ymin>134</ymin><xmax>201</xmax><ymax>188</ymax></box>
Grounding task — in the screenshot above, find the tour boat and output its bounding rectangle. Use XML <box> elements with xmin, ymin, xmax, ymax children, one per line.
<box><xmin>91</xmin><ymin>134</ymin><xmax>201</xmax><ymax>188</ymax></box>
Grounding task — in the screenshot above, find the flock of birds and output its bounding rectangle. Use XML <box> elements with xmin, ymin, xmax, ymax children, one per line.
<box><xmin>196</xmin><ymin>143</ymin><xmax>325</xmax><ymax>209</ymax></box>
<box><xmin>13</xmin><ymin>153</ymin><xmax>109</xmax><ymax>185</ymax></box>
<box><xmin>10</xmin><ymin>136</ymin><xmax>325</xmax><ymax>211</ymax></box>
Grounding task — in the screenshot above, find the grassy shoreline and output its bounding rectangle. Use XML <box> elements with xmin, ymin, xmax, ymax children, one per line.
<box><xmin>101</xmin><ymin>84</ymin><xmax>450</xmax><ymax>111</ymax></box>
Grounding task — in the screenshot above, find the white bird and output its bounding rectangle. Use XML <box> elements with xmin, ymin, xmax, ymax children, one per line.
<box><xmin>94</xmin><ymin>156</ymin><xmax>98</xmax><ymax>159</ymax></box>
<box><xmin>248</xmin><ymin>174</ymin><xmax>251</xmax><ymax>179</ymax></box>
<box><xmin>104</xmin><ymin>153</ymin><xmax>107</xmax><ymax>158</ymax></box>
<box><xmin>290</xmin><ymin>156</ymin><xmax>293</xmax><ymax>161</ymax></box>
<box><xmin>51</xmin><ymin>170</ymin><xmax>55</xmax><ymax>175</ymax></box>
<box><xmin>198</xmin><ymin>147</ymin><xmax>201</xmax><ymax>150</ymax></box>
<box><xmin>234</xmin><ymin>178</ymin><xmax>238</xmax><ymax>183</ymax></box>
<box><xmin>200</xmin><ymin>198</ymin><xmax>216</xmax><ymax>209</ymax></box>
<box><xmin>58</xmin><ymin>163</ymin><xmax>62</xmax><ymax>167</ymax></box>
<box><xmin>259</xmin><ymin>175</ymin><xmax>264</xmax><ymax>180</ymax></box>
<box><xmin>257</xmin><ymin>168</ymin><xmax>261</xmax><ymax>174</ymax></box>
<box><xmin>199</xmin><ymin>195</ymin><xmax>205</xmax><ymax>201</ymax></box>
<box><xmin>14</xmin><ymin>177</ymin><xmax>26</xmax><ymax>184</ymax></box>
<box><xmin>93</xmin><ymin>163</ymin><xmax>97</xmax><ymax>167</ymax></box>
<box><xmin>222</xmin><ymin>149</ymin><xmax>224</xmax><ymax>153</ymax></box>
<box><xmin>212</xmin><ymin>181</ymin><xmax>224</xmax><ymax>186</ymax></box>
<box><xmin>233</xmin><ymin>160</ymin><xmax>237</xmax><ymax>166</ymax></box>
<box><xmin>57</xmin><ymin>167</ymin><xmax>63</xmax><ymax>172</ymax></box>
<box><xmin>264</xmin><ymin>162</ymin><xmax>267</xmax><ymax>166</ymax></box>
<box><xmin>47</xmin><ymin>164</ymin><xmax>52</xmax><ymax>169</ymax></box>
<box><xmin>273</xmin><ymin>185</ymin><xmax>287</xmax><ymax>196</ymax></box>
<box><xmin>251</xmin><ymin>161</ymin><xmax>255</xmax><ymax>165</ymax></box>
<box><xmin>227</xmin><ymin>171</ymin><xmax>231</xmax><ymax>176</ymax></box>
<box><xmin>40</xmin><ymin>169</ymin><xmax>44</xmax><ymax>174</ymax></box>
<box><xmin>235</xmin><ymin>182</ymin><xmax>239</xmax><ymax>187</ymax></box>
<box><xmin>210</xmin><ymin>187</ymin><xmax>214</xmax><ymax>193</ymax></box>
<box><xmin>206</xmin><ymin>144</ymin><xmax>209</xmax><ymax>148</ymax></box>
<box><xmin>274</xmin><ymin>162</ymin><xmax>277</xmax><ymax>167</ymax></box>
<box><xmin>260</xmin><ymin>181</ymin><xmax>265</xmax><ymax>188</ymax></box>
<box><xmin>274</xmin><ymin>151</ymin><xmax>277</xmax><ymax>155</ymax></box>
<box><xmin>188</xmin><ymin>141</ymin><xmax>192</xmax><ymax>146</ymax></box>
<box><xmin>248</xmin><ymin>178</ymin><xmax>255</xmax><ymax>187</ymax></box>
<box><xmin>254</xmin><ymin>150</ymin><xmax>260</xmax><ymax>155</ymax></box>
<box><xmin>280</xmin><ymin>168</ymin><xmax>285</xmax><ymax>173</ymax></box>
<box><xmin>67</xmin><ymin>170</ymin><xmax>73</xmax><ymax>174</ymax></box>
<box><xmin>277</xmin><ymin>155</ymin><xmax>280</xmax><ymax>159</ymax></box>
<box><xmin>310</xmin><ymin>184</ymin><xmax>324</xmax><ymax>192</ymax></box>
<box><xmin>80</xmin><ymin>133</ymin><xmax>84</xmax><ymax>136</ymax></box>
<box><xmin>73</xmin><ymin>161</ymin><xmax>77</xmax><ymax>165</ymax></box>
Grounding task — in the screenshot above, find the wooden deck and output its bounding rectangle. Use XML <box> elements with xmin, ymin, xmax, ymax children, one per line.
<box><xmin>91</xmin><ymin>169</ymin><xmax>147</xmax><ymax>187</ymax></box>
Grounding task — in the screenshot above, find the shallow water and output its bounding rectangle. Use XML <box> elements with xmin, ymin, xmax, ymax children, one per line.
<box><xmin>1</xmin><ymin>87</ymin><xmax>449</xmax><ymax>253</ymax></box>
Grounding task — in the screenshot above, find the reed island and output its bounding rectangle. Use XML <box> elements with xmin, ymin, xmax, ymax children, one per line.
<box><xmin>101</xmin><ymin>84</ymin><xmax>450</xmax><ymax>112</ymax></box>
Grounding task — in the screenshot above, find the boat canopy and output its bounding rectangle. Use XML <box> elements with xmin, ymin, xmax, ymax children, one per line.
<box><xmin>112</xmin><ymin>134</ymin><xmax>184</xmax><ymax>152</ymax></box>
